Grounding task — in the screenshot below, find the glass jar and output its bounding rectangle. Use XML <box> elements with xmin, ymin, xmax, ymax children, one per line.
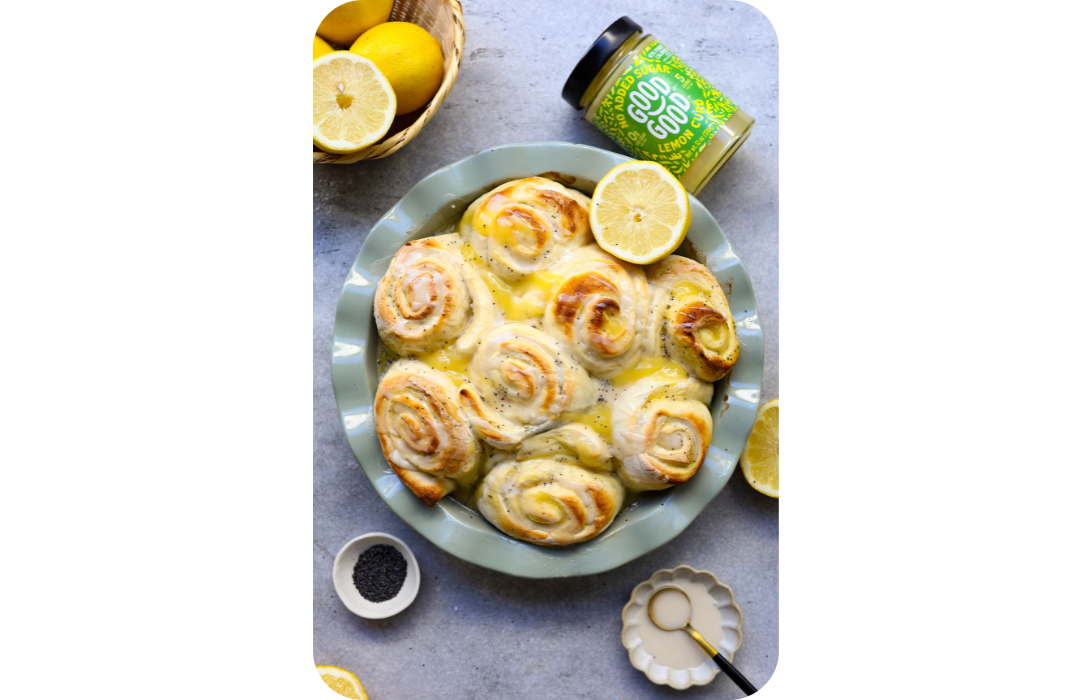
<box><xmin>562</xmin><ymin>16</ymin><xmax>755</xmax><ymax>196</ymax></box>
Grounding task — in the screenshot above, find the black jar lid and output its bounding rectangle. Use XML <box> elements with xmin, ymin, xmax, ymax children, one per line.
<box><xmin>561</xmin><ymin>16</ymin><xmax>642</xmax><ymax>109</ymax></box>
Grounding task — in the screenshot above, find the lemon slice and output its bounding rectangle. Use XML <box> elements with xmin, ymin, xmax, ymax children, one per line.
<box><xmin>316</xmin><ymin>665</ymin><xmax>368</xmax><ymax>700</ymax></box>
<box><xmin>589</xmin><ymin>160</ymin><xmax>691</xmax><ymax>264</ymax></box>
<box><xmin>741</xmin><ymin>398</ymin><xmax>778</xmax><ymax>498</ymax></box>
<box><xmin>313</xmin><ymin>52</ymin><xmax>396</xmax><ymax>155</ymax></box>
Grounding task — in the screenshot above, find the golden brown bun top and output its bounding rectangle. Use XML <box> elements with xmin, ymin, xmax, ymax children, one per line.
<box><xmin>374</xmin><ymin>360</ymin><xmax>479</xmax><ymax>506</ymax></box>
<box><xmin>461</xmin><ymin>177</ymin><xmax>592</xmax><ymax>281</ymax></box>
<box><xmin>475</xmin><ymin>457</ymin><xmax>624</xmax><ymax>546</ymax></box>
<box><xmin>611</xmin><ymin>377</ymin><xmax>713</xmax><ymax>492</ymax></box>
<box><xmin>544</xmin><ymin>245</ymin><xmax>651</xmax><ymax>378</ymax></box>
<box><xmin>647</xmin><ymin>255</ymin><xmax>739</xmax><ymax>383</ymax></box>
<box><xmin>374</xmin><ymin>235</ymin><xmax>494</xmax><ymax>357</ymax></box>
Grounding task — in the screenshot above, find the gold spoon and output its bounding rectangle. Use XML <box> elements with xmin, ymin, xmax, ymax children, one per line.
<box><xmin>647</xmin><ymin>585</ymin><xmax>758</xmax><ymax>695</ymax></box>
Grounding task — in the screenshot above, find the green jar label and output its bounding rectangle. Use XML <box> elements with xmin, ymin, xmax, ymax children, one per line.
<box><xmin>591</xmin><ymin>41</ymin><xmax>738</xmax><ymax>179</ymax></box>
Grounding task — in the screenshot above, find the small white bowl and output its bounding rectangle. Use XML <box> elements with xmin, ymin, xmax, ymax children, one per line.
<box><xmin>333</xmin><ymin>533</ymin><xmax>420</xmax><ymax>619</ymax></box>
<box><xmin>621</xmin><ymin>565</ymin><xmax>743</xmax><ymax>689</ymax></box>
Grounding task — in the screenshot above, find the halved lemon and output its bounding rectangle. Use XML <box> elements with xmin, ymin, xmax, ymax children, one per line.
<box><xmin>741</xmin><ymin>398</ymin><xmax>778</xmax><ymax>498</ymax></box>
<box><xmin>313</xmin><ymin>52</ymin><xmax>396</xmax><ymax>155</ymax></box>
<box><xmin>316</xmin><ymin>665</ymin><xmax>368</xmax><ymax>700</ymax></box>
<box><xmin>589</xmin><ymin>160</ymin><xmax>691</xmax><ymax>264</ymax></box>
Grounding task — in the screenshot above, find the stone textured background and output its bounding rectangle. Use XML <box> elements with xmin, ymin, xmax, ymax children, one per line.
<box><xmin>314</xmin><ymin>1</ymin><xmax>778</xmax><ymax>697</ymax></box>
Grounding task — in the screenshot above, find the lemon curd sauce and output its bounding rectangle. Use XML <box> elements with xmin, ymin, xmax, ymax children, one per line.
<box><xmin>413</xmin><ymin>345</ymin><xmax>472</xmax><ymax>383</ymax></box>
<box><xmin>610</xmin><ymin>356</ymin><xmax>689</xmax><ymax>387</ymax></box>
<box><xmin>460</xmin><ymin>239</ymin><xmax>565</xmax><ymax>322</ymax></box>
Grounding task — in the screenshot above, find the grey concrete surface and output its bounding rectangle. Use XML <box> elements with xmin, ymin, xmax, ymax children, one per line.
<box><xmin>314</xmin><ymin>2</ymin><xmax>778</xmax><ymax>697</ymax></box>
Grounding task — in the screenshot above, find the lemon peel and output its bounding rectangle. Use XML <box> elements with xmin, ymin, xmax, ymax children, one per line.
<box><xmin>351</xmin><ymin>22</ymin><xmax>444</xmax><ymax>115</ymax></box>
<box><xmin>316</xmin><ymin>665</ymin><xmax>368</xmax><ymax>700</ymax></box>
<box><xmin>741</xmin><ymin>398</ymin><xmax>778</xmax><ymax>498</ymax></box>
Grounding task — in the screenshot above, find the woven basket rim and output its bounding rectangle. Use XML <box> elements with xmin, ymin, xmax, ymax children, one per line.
<box><xmin>313</xmin><ymin>0</ymin><xmax>465</xmax><ymax>164</ymax></box>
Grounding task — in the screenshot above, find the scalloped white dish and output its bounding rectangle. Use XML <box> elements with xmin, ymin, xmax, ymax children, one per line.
<box><xmin>621</xmin><ymin>565</ymin><xmax>743</xmax><ymax>689</ymax></box>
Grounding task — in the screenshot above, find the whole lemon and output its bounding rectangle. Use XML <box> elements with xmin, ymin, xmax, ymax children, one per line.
<box><xmin>350</xmin><ymin>22</ymin><xmax>444</xmax><ymax>115</ymax></box>
<box><xmin>313</xmin><ymin>35</ymin><xmax>334</xmax><ymax>60</ymax></box>
<box><xmin>317</xmin><ymin>0</ymin><xmax>394</xmax><ymax>47</ymax></box>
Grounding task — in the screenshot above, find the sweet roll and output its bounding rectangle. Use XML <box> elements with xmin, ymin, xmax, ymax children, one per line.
<box><xmin>475</xmin><ymin>457</ymin><xmax>624</xmax><ymax>545</ymax></box>
<box><xmin>544</xmin><ymin>245</ymin><xmax>651</xmax><ymax>377</ymax></box>
<box><xmin>374</xmin><ymin>234</ymin><xmax>494</xmax><ymax>357</ymax></box>
<box><xmin>458</xmin><ymin>323</ymin><xmax>596</xmax><ymax>448</ymax></box>
<box><xmin>460</xmin><ymin>177</ymin><xmax>592</xmax><ymax>281</ymax></box>
<box><xmin>516</xmin><ymin>422</ymin><xmax>614</xmax><ymax>471</ymax></box>
<box><xmin>611</xmin><ymin>376</ymin><xmax>713</xmax><ymax>491</ymax></box>
<box><xmin>647</xmin><ymin>255</ymin><xmax>739</xmax><ymax>382</ymax></box>
<box><xmin>374</xmin><ymin>360</ymin><xmax>480</xmax><ymax>506</ymax></box>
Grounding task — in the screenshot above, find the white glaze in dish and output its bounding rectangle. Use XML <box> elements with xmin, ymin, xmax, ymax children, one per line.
<box><xmin>621</xmin><ymin>565</ymin><xmax>743</xmax><ymax>689</ymax></box>
<box><xmin>648</xmin><ymin>586</ymin><xmax>692</xmax><ymax>631</ymax></box>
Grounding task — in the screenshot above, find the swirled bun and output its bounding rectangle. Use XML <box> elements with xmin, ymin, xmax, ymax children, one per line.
<box><xmin>648</xmin><ymin>255</ymin><xmax>739</xmax><ymax>382</ymax></box>
<box><xmin>374</xmin><ymin>360</ymin><xmax>480</xmax><ymax>506</ymax></box>
<box><xmin>516</xmin><ymin>422</ymin><xmax>614</xmax><ymax>471</ymax></box>
<box><xmin>456</xmin><ymin>387</ymin><xmax>539</xmax><ymax>449</ymax></box>
<box><xmin>374</xmin><ymin>235</ymin><xmax>494</xmax><ymax>357</ymax></box>
<box><xmin>545</xmin><ymin>245</ymin><xmax>651</xmax><ymax>377</ymax></box>
<box><xmin>460</xmin><ymin>177</ymin><xmax>592</xmax><ymax>281</ymax></box>
<box><xmin>458</xmin><ymin>323</ymin><xmax>596</xmax><ymax>448</ymax></box>
<box><xmin>475</xmin><ymin>457</ymin><xmax>624</xmax><ymax>545</ymax></box>
<box><xmin>612</xmin><ymin>377</ymin><xmax>713</xmax><ymax>492</ymax></box>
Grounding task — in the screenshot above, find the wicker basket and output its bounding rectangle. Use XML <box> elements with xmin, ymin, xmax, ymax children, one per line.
<box><xmin>313</xmin><ymin>0</ymin><xmax>465</xmax><ymax>164</ymax></box>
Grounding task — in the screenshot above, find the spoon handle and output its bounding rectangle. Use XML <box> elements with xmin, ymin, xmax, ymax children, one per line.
<box><xmin>711</xmin><ymin>652</ymin><xmax>758</xmax><ymax>696</ymax></box>
<box><xmin>683</xmin><ymin>626</ymin><xmax>758</xmax><ymax>695</ymax></box>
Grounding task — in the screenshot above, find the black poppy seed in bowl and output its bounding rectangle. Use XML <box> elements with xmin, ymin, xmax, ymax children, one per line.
<box><xmin>352</xmin><ymin>544</ymin><xmax>408</xmax><ymax>603</ymax></box>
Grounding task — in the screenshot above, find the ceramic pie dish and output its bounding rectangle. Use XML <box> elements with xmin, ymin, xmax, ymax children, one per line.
<box><xmin>621</xmin><ymin>565</ymin><xmax>743</xmax><ymax>689</ymax></box>
<box><xmin>330</xmin><ymin>142</ymin><xmax>764</xmax><ymax>578</ymax></box>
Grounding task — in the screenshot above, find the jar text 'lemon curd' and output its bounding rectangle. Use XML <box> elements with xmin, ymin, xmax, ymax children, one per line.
<box><xmin>562</xmin><ymin>16</ymin><xmax>755</xmax><ymax>196</ymax></box>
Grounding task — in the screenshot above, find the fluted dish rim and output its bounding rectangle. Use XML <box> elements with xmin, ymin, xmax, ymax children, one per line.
<box><xmin>330</xmin><ymin>142</ymin><xmax>764</xmax><ymax>578</ymax></box>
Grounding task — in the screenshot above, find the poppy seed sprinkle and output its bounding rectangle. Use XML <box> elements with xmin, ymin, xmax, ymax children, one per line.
<box><xmin>353</xmin><ymin>544</ymin><xmax>407</xmax><ymax>603</ymax></box>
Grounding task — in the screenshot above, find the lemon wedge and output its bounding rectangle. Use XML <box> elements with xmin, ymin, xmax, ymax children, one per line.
<box><xmin>741</xmin><ymin>398</ymin><xmax>778</xmax><ymax>498</ymax></box>
<box><xmin>313</xmin><ymin>52</ymin><xmax>396</xmax><ymax>155</ymax></box>
<box><xmin>589</xmin><ymin>160</ymin><xmax>691</xmax><ymax>264</ymax></box>
<box><xmin>316</xmin><ymin>665</ymin><xmax>368</xmax><ymax>700</ymax></box>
